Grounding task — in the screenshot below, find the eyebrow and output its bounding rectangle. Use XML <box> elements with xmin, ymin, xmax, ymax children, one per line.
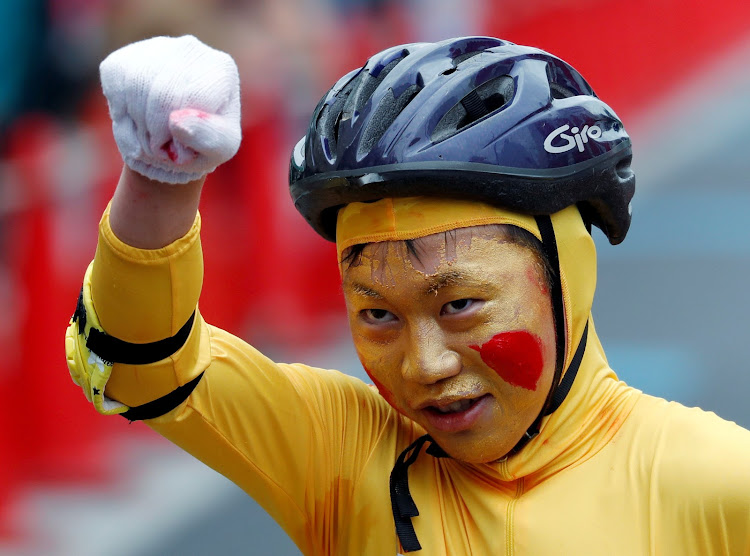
<box><xmin>349</xmin><ymin>283</ymin><xmax>385</xmax><ymax>299</ymax></box>
<box><xmin>347</xmin><ymin>269</ymin><xmax>477</xmax><ymax>300</ymax></box>
<box><xmin>424</xmin><ymin>270</ymin><xmax>464</xmax><ymax>295</ymax></box>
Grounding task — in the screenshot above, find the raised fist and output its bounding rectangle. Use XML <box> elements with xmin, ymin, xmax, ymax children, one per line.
<box><xmin>100</xmin><ymin>35</ymin><xmax>241</xmax><ymax>184</ymax></box>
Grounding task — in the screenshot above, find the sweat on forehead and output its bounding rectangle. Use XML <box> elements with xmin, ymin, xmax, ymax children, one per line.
<box><xmin>335</xmin><ymin>197</ymin><xmax>541</xmax><ymax>266</ymax></box>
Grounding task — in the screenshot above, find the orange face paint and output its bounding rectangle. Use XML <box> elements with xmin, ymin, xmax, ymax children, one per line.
<box><xmin>343</xmin><ymin>225</ymin><xmax>557</xmax><ymax>463</ymax></box>
<box><xmin>526</xmin><ymin>266</ymin><xmax>549</xmax><ymax>295</ymax></box>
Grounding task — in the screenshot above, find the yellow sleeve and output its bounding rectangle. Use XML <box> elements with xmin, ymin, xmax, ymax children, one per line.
<box><xmin>152</xmin><ymin>333</ymin><xmax>406</xmax><ymax>553</ymax></box>
<box><xmin>73</xmin><ymin>205</ymin><xmax>410</xmax><ymax>554</ymax></box>
<box><xmin>649</xmin><ymin>402</ymin><xmax>750</xmax><ymax>555</ymax></box>
<box><xmin>92</xmin><ymin>204</ymin><xmax>206</xmax><ymax>405</ymax></box>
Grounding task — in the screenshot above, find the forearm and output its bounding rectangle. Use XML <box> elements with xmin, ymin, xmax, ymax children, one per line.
<box><xmin>65</xmin><ymin>202</ymin><xmax>205</xmax><ymax>413</ymax></box>
<box><xmin>91</xmin><ymin>200</ymin><xmax>203</xmax><ymax>343</ymax></box>
<box><xmin>87</xmin><ymin>204</ymin><xmax>205</xmax><ymax>406</ymax></box>
<box><xmin>110</xmin><ymin>166</ymin><xmax>205</xmax><ymax>249</ymax></box>
<box><xmin>65</xmin><ymin>35</ymin><xmax>240</xmax><ymax>414</ymax></box>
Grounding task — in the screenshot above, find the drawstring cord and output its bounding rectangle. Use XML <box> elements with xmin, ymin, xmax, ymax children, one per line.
<box><xmin>389</xmin><ymin>434</ymin><xmax>449</xmax><ymax>552</ymax></box>
<box><xmin>386</xmin><ymin>318</ymin><xmax>589</xmax><ymax>551</ymax></box>
<box><xmin>387</xmin><ymin>215</ymin><xmax>590</xmax><ymax>552</ymax></box>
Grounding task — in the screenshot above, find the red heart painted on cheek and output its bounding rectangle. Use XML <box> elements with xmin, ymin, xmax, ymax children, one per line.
<box><xmin>470</xmin><ymin>331</ymin><xmax>544</xmax><ymax>391</ymax></box>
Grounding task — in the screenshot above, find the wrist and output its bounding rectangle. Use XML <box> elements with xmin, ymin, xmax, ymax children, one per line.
<box><xmin>109</xmin><ymin>166</ymin><xmax>204</xmax><ymax>249</ymax></box>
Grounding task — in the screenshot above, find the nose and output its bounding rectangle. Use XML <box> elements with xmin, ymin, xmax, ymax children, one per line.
<box><xmin>401</xmin><ymin>321</ymin><xmax>462</xmax><ymax>385</ymax></box>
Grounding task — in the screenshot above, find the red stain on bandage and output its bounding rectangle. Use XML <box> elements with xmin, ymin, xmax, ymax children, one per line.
<box><xmin>162</xmin><ymin>140</ymin><xmax>178</xmax><ymax>162</ymax></box>
<box><xmin>470</xmin><ymin>331</ymin><xmax>544</xmax><ymax>391</ymax></box>
<box><xmin>171</xmin><ymin>108</ymin><xmax>210</xmax><ymax>122</ymax></box>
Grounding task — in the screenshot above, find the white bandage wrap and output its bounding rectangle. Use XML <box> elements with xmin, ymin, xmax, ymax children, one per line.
<box><xmin>100</xmin><ymin>35</ymin><xmax>242</xmax><ymax>184</ymax></box>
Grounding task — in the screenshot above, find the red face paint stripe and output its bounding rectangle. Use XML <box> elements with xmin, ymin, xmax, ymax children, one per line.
<box><xmin>470</xmin><ymin>330</ymin><xmax>544</xmax><ymax>391</ymax></box>
<box><xmin>363</xmin><ymin>365</ymin><xmax>400</xmax><ymax>410</ymax></box>
<box><xmin>526</xmin><ymin>266</ymin><xmax>549</xmax><ymax>295</ymax></box>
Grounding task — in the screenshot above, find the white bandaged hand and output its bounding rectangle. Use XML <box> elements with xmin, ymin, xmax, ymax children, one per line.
<box><xmin>100</xmin><ymin>35</ymin><xmax>241</xmax><ymax>184</ymax></box>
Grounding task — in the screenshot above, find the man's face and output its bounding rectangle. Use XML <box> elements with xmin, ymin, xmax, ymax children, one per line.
<box><xmin>342</xmin><ymin>225</ymin><xmax>556</xmax><ymax>463</ymax></box>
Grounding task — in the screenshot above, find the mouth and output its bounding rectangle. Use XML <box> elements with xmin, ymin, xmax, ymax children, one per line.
<box><xmin>421</xmin><ymin>394</ymin><xmax>492</xmax><ymax>433</ymax></box>
<box><xmin>432</xmin><ymin>399</ymin><xmax>476</xmax><ymax>413</ymax></box>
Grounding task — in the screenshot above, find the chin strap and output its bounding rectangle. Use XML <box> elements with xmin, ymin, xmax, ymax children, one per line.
<box><xmin>387</xmin><ymin>318</ymin><xmax>590</xmax><ymax>552</ymax></box>
<box><xmin>506</xmin><ymin>215</ymin><xmax>587</xmax><ymax>455</ymax></box>
<box><xmin>547</xmin><ymin>320</ymin><xmax>588</xmax><ymax>415</ymax></box>
<box><xmin>388</xmin><ymin>215</ymin><xmax>590</xmax><ymax>551</ymax></box>
<box><xmin>390</xmin><ymin>434</ymin><xmax>449</xmax><ymax>552</ymax></box>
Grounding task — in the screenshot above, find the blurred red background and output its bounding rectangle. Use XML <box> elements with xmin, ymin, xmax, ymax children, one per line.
<box><xmin>1</xmin><ymin>0</ymin><xmax>748</xmax><ymax>547</ymax></box>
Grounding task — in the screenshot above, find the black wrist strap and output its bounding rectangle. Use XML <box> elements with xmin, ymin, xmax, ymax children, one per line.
<box><xmin>73</xmin><ymin>287</ymin><xmax>196</xmax><ymax>365</ymax></box>
<box><xmin>120</xmin><ymin>371</ymin><xmax>205</xmax><ymax>422</ymax></box>
<box><xmin>72</xmin><ymin>287</ymin><xmax>204</xmax><ymax>421</ymax></box>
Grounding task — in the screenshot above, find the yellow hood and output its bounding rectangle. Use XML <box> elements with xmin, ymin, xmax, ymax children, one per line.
<box><xmin>337</xmin><ymin>197</ymin><xmax>639</xmax><ymax>481</ymax></box>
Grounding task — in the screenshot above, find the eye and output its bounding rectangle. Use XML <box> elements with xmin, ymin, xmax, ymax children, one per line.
<box><xmin>441</xmin><ymin>298</ymin><xmax>477</xmax><ymax>315</ymax></box>
<box><xmin>361</xmin><ymin>308</ymin><xmax>397</xmax><ymax>324</ymax></box>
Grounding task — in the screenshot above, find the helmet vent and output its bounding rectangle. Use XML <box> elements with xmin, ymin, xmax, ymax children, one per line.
<box><xmin>550</xmin><ymin>82</ymin><xmax>575</xmax><ymax>100</ymax></box>
<box><xmin>342</xmin><ymin>55</ymin><xmax>408</xmax><ymax>121</ymax></box>
<box><xmin>358</xmin><ymin>84</ymin><xmax>422</xmax><ymax>158</ymax></box>
<box><xmin>314</xmin><ymin>104</ymin><xmax>336</xmax><ymax>157</ymax></box>
<box><xmin>615</xmin><ymin>154</ymin><xmax>633</xmax><ymax>180</ymax></box>
<box><xmin>431</xmin><ymin>75</ymin><xmax>515</xmax><ymax>142</ymax></box>
<box><xmin>314</xmin><ymin>78</ymin><xmax>358</xmax><ymax>158</ymax></box>
<box><xmin>452</xmin><ymin>50</ymin><xmax>484</xmax><ymax>66</ymax></box>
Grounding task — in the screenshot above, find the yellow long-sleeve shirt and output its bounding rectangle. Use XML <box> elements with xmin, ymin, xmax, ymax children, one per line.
<box><xmin>67</xmin><ymin>206</ymin><xmax>750</xmax><ymax>555</ymax></box>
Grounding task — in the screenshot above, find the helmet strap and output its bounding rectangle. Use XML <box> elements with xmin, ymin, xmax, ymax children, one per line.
<box><xmin>508</xmin><ymin>215</ymin><xmax>574</xmax><ymax>454</ymax></box>
<box><xmin>385</xmin><ymin>215</ymin><xmax>589</xmax><ymax>552</ymax></box>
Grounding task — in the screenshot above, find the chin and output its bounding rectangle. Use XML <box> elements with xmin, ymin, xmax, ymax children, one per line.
<box><xmin>436</xmin><ymin>435</ymin><xmax>515</xmax><ymax>464</ymax></box>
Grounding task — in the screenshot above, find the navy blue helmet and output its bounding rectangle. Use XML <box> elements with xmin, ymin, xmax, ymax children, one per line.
<box><xmin>289</xmin><ymin>37</ymin><xmax>635</xmax><ymax>244</ymax></box>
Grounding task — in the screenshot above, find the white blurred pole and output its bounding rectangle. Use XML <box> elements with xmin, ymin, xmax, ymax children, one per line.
<box><xmin>406</xmin><ymin>0</ymin><xmax>481</xmax><ymax>41</ymax></box>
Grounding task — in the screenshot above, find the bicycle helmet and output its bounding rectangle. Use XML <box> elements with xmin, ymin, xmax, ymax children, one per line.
<box><xmin>289</xmin><ymin>36</ymin><xmax>634</xmax><ymax>244</ymax></box>
<box><xmin>289</xmin><ymin>38</ymin><xmax>637</xmax><ymax>552</ymax></box>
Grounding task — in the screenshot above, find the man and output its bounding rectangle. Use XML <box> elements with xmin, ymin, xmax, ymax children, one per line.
<box><xmin>66</xmin><ymin>35</ymin><xmax>750</xmax><ymax>554</ymax></box>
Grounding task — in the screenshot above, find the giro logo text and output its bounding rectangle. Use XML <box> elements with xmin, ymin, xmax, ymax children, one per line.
<box><xmin>544</xmin><ymin>124</ymin><xmax>603</xmax><ymax>154</ymax></box>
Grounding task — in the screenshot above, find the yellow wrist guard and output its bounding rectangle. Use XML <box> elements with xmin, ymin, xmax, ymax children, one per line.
<box><xmin>65</xmin><ymin>261</ymin><xmax>200</xmax><ymax>419</ymax></box>
<box><xmin>65</xmin><ymin>262</ymin><xmax>128</xmax><ymax>415</ymax></box>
